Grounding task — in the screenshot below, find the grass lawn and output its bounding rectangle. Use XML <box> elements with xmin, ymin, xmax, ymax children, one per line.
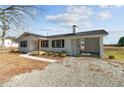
<box><xmin>0</xmin><ymin>52</ymin><xmax>48</xmax><ymax>85</ymax></box>
<box><xmin>104</xmin><ymin>46</ymin><xmax>124</xmax><ymax>62</ymax></box>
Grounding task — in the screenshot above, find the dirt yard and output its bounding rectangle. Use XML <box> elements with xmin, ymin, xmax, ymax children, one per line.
<box><xmin>0</xmin><ymin>52</ymin><xmax>48</xmax><ymax>85</ymax></box>
<box><xmin>3</xmin><ymin>57</ymin><xmax>124</xmax><ymax>87</ymax></box>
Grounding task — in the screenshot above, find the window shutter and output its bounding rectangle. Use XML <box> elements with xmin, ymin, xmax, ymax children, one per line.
<box><xmin>52</xmin><ymin>40</ymin><xmax>54</xmax><ymax>47</ymax></box>
<box><xmin>62</xmin><ymin>40</ymin><xmax>64</xmax><ymax>47</ymax></box>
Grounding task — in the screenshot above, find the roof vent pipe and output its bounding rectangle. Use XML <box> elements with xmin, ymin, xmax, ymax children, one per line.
<box><xmin>73</xmin><ymin>25</ymin><xmax>78</xmax><ymax>34</ymax></box>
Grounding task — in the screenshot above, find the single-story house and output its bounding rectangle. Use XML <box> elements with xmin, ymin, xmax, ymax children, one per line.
<box><xmin>17</xmin><ymin>25</ymin><xmax>108</xmax><ymax>58</ymax></box>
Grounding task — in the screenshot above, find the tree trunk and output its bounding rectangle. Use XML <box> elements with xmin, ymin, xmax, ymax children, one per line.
<box><xmin>1</xmin><ymin>30</ymin><xmax>6</xmax><ymax>50</ymax></box>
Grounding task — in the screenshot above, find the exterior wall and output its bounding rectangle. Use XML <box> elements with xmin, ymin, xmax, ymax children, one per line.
<box><xmin>41</xmin><ymin>35</ymin><xmax>103</xmax><ymax>56</ymax></box>
<box><xmin>40</xmin><ymin>37</ymin><xmax>72</xmax><ymax>55</ymax></box>
<box><xmin>18</xmin><ymin>36</ymin><xmax>38</xmax><ymax>53</ymax></box>
<box><xmin>84</xmin><ymin>38</ymin><xmax>100</xmax><ymax>53</ymax></box>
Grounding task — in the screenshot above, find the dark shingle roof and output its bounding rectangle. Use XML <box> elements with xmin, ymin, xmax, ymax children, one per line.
<box><xmin>23</xmin><ymin>32</ymin><xmax>46</xmax><ymax>38</ymax></box>
<box><xmin>47</xmin><ymin>29</ymin><xmax>108</xmax><ymax>38</ymax></box>
<box><xmin>17</xmin><ymin>32</ymin><xmax>46</xmax><ymax>40</ymax></box>
<box><xmin>18</xmin><ymin>29</ymin><xmax>108</xmax><ymax>39</ymax></box>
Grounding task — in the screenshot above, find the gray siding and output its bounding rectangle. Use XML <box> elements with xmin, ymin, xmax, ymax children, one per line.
<box><xmin>19</xmin><ymin>36</ymin><xmax>38</xmax><ymax>53</ymax></box>
<box><xmin>40</xmin><ymin>38</ymin><xmax>72</xmax><ymax>55</ymax></box>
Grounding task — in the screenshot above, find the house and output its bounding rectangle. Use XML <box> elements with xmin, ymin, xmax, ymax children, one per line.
<box><xmin>17</xmin><ymin>25</ymin><xmax>108</xmax><ymax>58</ymax></box>
<box><xmin>0</xmin><ymin>37</ymin><xmax>18</xmax><ymax>48</ymax></box>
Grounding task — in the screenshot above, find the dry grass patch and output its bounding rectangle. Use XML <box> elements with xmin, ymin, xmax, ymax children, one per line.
<box><xmin>104</xmin><ymin>46</ymin><xmax>124</xmax><ymax>62</ymax></box>
<box><xmin>0</xmin><ymin>52</ymin><xmax>48</xmax><ymax>84</ymax></box>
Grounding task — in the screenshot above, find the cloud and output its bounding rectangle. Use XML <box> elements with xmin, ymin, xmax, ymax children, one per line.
<box><xmin>46</xmin><ymin>13</ymin><xmax>79</xmax><ymax>25</ymax></box>
<box><xmin>97</xmin><ymin>11</ymin><xmax>111</xmax><ymax>20</ymax></box>
<box><xmin>100</xmin><ymin>5</ymin><xmax>109</xmax><ymax>8</ymax></box>
<box><xmin>100</xmin><ymin>5</ymin><xmax>123</xmax><ymax>9</ymax></box>
<box><xmin>38</xmin><ymin>28</ymin><xmax>60</xmax><ymax>32</ymax></box>
<box><xmin>32</xmin><ymin>10</ymin><xmax>38</xmax><ymax>16</ymax></box>
<box><xmin>45</xmin><ymin>6</ymin><xmax>94</xmax><ymax>28</ymax></box>
<box><xmin>85</xmin><ymin>22</ymin><xmax>93</xmax><ymax>27</ymax></box>
<box><xmin>115</xmin><ymin>5</ymin><xmax>123</xmax><ymax>8</ymax></box>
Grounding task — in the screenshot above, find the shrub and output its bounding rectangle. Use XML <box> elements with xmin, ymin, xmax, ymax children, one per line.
<box><xmin>61</xmin><ymin>50</ymin><xmax>66</xmax><ymax>54</ymax></box>
<box><xmin>39</xmin><ymin>51</ymin><xmax>46</xmax><ymax>55</ymax></box>
<box><xmin>31</xmin><ymin>51</ymin><xmax>67</xmax><ymax>57</ymax></box>
<box><xmin>109</xmin><ymin>55</ymin><xmax>115</xmax><ymax>59</ymax></box>
<box><xmin>76</xmin><ymin>54</ymin><xmax>81</xmax><ymax>57</ymax></box>
<box><xmin>9</xmin><ymin>49</ymin><xmax>19</xmax><ymax>53</ymax></box>
<box><xmin>41</xmin><ymin>51</ymin><xmax>47</xmax><ymax>55</ymax></box>
<box><xmin>31</xmin><ymin>51</ymin><xmax>49</xmax><ymax>56</ymax></box>
<box><xmin>47</xmin><ymin>51</ymin><xmax>54</xmax><ymax>55</ymax></box>
<box><xmin>60</xmin><ymin>53</ymin><xmax>67</xmax><ymax>57</ymax></box>
<box><xmin>31</xmin><ymin>51</ymin><xmax>39</xmax><ymax>56</ymax></box>
<box><xmin>53</xmin><ymin>52</ymin><xmax>60</xmax><ymax>57</ymax></box>
<box><xmin>58</xmin><ymin>51</ymin><xmax>67</xmax><ymax>57</ymax></box>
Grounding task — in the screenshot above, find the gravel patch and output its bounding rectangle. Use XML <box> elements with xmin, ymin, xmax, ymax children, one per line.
<box><xmin>3</xmin><ymin>57</ymin><xmax>124</xmax><ymax>87</ymax></box>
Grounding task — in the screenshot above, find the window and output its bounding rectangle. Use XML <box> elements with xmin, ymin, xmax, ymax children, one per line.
<box><xmin>20</xmin><ymin>41</ymin><xmax>27</xmax><ymax>47</ymax></box>
<box><xmin>52</xmin><ymin>39</ymin><xmax>64</xmax><ymax>48</ymax></box>
<box><xmin>41</xmin><ymin>40</ymin><xmax>49</xmax><ymax>47</ymax></box>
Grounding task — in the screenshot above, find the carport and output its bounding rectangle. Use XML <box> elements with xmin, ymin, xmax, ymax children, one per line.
<box><xmin>71</xmin><ymin>36</ymin><xmax>103</xmax><ymax>58</ymax></box>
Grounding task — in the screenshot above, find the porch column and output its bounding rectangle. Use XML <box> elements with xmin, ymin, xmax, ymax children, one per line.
<box><xmin>38</xmin><ymin>39</ymin><xmax>41</xmax><ymax>55</ymax></box>
<box><xmin>99</xmin><ymin>37</ymin><xmax>103</xmax><ymax>59</ymax></box>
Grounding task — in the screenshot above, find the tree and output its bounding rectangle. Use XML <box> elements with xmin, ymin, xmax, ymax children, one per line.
<box><xmin>0</xmin><ymin>5</ymin><xmax>41</xmax><ymax>49</ymax></box>
<box><xmin>118</xmin><ymin>37</ymin><xmax>124</xmax><ymax>46</ymax></box>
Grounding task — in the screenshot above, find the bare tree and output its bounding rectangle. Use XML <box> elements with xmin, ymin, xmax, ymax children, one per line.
<box><xmin>0</xmin><ymin>5</ymin><xmax>41</xmax><ymax>49</ymax></box>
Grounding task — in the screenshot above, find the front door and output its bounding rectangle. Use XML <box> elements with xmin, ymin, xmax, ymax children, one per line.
<box><xmin>71</xmin><ymin>39</ymin><xmax>80</xmax><ymax>55</ymax></box>
<box><xmin>30</xmin><ymin>40</ymin><xmax>38</xmax><ymax>51</ymax></box>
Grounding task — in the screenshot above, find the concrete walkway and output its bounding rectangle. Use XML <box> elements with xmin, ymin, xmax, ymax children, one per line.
<box><xmin>19</xmin><ymin>54</ymin><xmax>57</xmax><ymax>63</ymax></box>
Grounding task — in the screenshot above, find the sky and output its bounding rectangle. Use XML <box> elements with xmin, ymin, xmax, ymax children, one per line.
<box><xmin>5</xmin><ymin>5</ymin><xmax>124</xmax><ymax>44</ymax></box>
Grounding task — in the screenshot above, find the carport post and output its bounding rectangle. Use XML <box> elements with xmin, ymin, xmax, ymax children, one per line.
<box><xmin>38</xmin><ymin>39</ymin><xmax>41</xmax><ymax>55</ymax></box>
<box><xmin>99</xmin><ymin>37</ymin><xmax>103</xmax><ymax>59</ymax></box>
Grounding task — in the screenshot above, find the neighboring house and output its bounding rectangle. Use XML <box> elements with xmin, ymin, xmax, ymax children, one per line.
<box><xmin>0</xmin><ymin>37</ymin><xmax>18</xmax><ymax>48</ymax></box>
<box><xmin>17</xmin><ymin>25</ymin><xmax>108</xmax><ymax>58</ymax></box>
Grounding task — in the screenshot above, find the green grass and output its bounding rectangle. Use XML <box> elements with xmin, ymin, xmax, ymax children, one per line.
<box><xmin>104</xmin><ymin>46</ymin><xmax>124</xmax><ymax>62</ymax></box>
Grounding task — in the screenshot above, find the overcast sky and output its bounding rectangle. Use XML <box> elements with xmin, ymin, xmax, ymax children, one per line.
<box><xmin>6</xmin><ymin>5</ymin><xmax>124</xmax><ymax>44</ymax></box>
